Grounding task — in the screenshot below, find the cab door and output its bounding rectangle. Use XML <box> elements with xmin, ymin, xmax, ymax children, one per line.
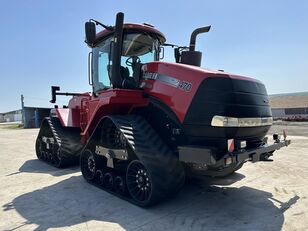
<box><xmin>92</xmin><ymin>37</ymin><xmax>113</xmax><ymax>92</ymax></box>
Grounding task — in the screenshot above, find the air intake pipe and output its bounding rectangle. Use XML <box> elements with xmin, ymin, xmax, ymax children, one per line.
<box><xmin>180</xmin><ymin>25</ymin><xmax>211</xmax><ymax>67</ymax></box>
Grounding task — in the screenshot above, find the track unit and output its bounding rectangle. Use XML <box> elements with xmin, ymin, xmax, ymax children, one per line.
<box><xmin>80</xmin><ymin>115</ymin><xmax>185</xmax><ymax>206</ymax></box>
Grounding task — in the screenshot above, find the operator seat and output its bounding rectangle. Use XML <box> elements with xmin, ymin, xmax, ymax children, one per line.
<box><xmin>132</xmin><ymin>62</ymin><xmax>143</xmax><ymax>86</ymax></box>
<box><xmin>120</xmin><ymin>66</ymin><xmax>130</xmax><ymax>80</ymax></box>
<box><xmin>120</xmin><ymin>66</ymin><xmax>137</xmax><ymax>89</ymax></box>
<box><xmin>107</xmin><ymin>64</ymin><xmax>135</xmax><ymax>89</ymax></box>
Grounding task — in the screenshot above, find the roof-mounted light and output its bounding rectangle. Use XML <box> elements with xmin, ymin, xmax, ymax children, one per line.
<box><xmin>143</xmin><ymin>23</ymin><xmax>154</xmax><ymax>27</ymax></box>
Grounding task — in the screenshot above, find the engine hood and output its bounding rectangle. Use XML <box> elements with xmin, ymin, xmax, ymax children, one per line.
<box><xmin>143</xmin><ymin>61</ymin><xmax>263</xmax><ymax>85</ymax></box>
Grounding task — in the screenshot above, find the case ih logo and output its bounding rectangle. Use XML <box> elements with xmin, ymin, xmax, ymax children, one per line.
<box><xmin>143</xmin><ymin>72</ymin><xmax>158</xmax><ymax>80</ymax></box>
<box><xmin>143</xmin><ymin>72</ymin><xmax>192</xmax><ymax>92</ymax></box>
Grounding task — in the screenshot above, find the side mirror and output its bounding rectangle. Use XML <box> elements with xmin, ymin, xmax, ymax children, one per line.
<box><xmin>85</xmin><ymin>22</ymin><xmax>96</xmax><ymax>46</ymax></box>
<box><xmin>159</xmin><ymin>46</ymin><xmax>164</xmax><ymax>60</ymax></box>
<box><xmin>174</xmin><ymin>48</ymin><xmax>180</xmax><ymax>63</ymax></box>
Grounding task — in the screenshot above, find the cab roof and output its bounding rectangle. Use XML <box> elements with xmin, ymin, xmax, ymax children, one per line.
<box><xmin>95</xmin><ymin>23</ymin><xmax>166</xmax><ymax>45</ymax></box>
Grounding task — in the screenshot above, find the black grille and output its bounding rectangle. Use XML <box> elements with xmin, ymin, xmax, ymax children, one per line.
<box><xmin>182</xmin><ymin>76</ymin><xmax>272</xmax><ymax>153</ymax></box>
<box><xmin>184</xmin><ymin>77</ymin><xmax>272</xmax><ymax>125</ymax></box>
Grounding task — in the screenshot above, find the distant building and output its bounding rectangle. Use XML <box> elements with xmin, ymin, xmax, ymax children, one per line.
<box><xmin>0</xmin><ymin>109</ymin><xmax>22</xmax><ymax>123</ymax></box>
<box><xmin>270</xmin><ymin>92</ymin><xmax>308</xmax><ymax>120</ymax></box>
<box><xmin>0</xmin><ymin>107</ymin><xmax>51</xmax><ymax>128</ymax></box>
<box><xmin>23</xmin><ymin>107</ymin><xmax>51</xmax><ymax>128</ymax></box>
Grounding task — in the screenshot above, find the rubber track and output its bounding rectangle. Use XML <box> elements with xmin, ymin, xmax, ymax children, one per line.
<box><xmin>36</xmin><ymin>117</ymin><xmax>83</xmax><ymax>167</ymax></box>
<box><xmin>83</xmin><ymin>114</ymin><xmax>185</xmax><ymax>206</ymax></box>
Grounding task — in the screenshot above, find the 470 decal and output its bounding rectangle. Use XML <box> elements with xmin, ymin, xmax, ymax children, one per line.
<box><xmin>178</xmin><ymin>81</ymin><xmax>192</xmax><ymax>92</ymax></box>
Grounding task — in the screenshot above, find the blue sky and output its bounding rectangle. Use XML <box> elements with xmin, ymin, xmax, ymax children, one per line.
<box><xmin>0</xmin><ymin>0</ymin><xmax>307</xmax><ymax>112</ymax></box>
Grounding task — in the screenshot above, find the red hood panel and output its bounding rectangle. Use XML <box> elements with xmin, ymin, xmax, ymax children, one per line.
<box><xmin>142</xmin><ymin>61</ymin><xmax>263</xmax><ymax>123</ymax></box>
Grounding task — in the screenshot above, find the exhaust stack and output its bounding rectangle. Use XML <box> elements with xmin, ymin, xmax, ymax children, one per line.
<box><xmin>180</xmin><ymin>26</ymin><xmax>211</xmax><ymax>67</ymax></box>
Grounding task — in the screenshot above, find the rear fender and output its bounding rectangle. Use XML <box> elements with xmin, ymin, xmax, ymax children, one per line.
<box><xmin>52</xmin><ymin>108</ymin><xmax>81</xmax><ymax>127</ymax></box>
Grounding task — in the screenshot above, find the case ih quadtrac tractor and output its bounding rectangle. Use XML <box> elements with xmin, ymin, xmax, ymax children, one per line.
<box><xmin>35</xmin><ymin>12</ymin><xmax>290</xmax><ymax>206</ymax></box>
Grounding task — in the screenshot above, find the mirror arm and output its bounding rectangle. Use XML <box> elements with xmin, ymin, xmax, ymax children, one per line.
<box><xmin>90</xmin><ymin>19</ymin><xmax>113</xmax><ymax>31</ymax></box>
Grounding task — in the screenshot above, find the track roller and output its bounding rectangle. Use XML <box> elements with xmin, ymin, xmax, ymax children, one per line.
<box><xmin>95</xmin><ymin>170</ymin><xmax>104</xmax><ymax>185</ymax></box>
<box><xmin>102</xmin><ymin>172</ymin><xmax>114</xmax><ymax>190</ymax></box>
<box><xmin>114</xmin><ymin>175</ymin><xmax>126</xmax><ymax>196</ymax></box>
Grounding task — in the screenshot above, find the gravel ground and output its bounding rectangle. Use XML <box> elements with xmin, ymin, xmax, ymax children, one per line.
<box><xmin>0</xmin><ymin>124</ymin><xmax>307</xmax><ymax>231</ymax></box>
<box><xmin>270</xmin><ymin>121</ymin><xmax>308</xmax><ymax>137</ymax></box>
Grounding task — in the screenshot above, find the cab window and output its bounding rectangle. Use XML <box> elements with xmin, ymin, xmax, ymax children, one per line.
<box><xmin>92</xmin><ymin>33</ymin><xmax>159</xmax><ymax>92</ymax></box>
<box><xmin>92</xmin><ymin>37</ymin><xmax>112</xmax><ymax>92</ymax></box>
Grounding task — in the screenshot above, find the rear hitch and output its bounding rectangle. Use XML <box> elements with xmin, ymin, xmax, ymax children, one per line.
<box><xmin>260</xmin><ymin>152</ymin><xmax>274</xmax><ymax>161</ymax></box>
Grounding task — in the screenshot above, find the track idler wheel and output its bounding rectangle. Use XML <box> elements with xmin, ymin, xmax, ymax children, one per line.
<box><xmin>114</xmin><ymin>175</ymin><xmax>126</xmax><ymax>196</ymax></box>
<box><xmin>126</xmin><ymin>160</ymin><xmax>152</xmax><ymax>206</ymax></box>
<box><xmin>81</xmin><ymin>150</ymin><xmax>97</xmax><ymax>181</ymax></box>
<box><xmin>102</xmin><ymin>172</ymin><xmax>114</xmax><ymax>190</ymax></box>
<box><xmin>35</xmin><ymin>139</ymin><xmax>43</xmax><ymax>160</ymax></box>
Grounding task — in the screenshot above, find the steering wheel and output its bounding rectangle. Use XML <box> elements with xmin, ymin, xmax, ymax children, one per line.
<box><xmin>125</xmin><ymin>56</ymin><xmax>141</xmax><ymax>67</ymax></box>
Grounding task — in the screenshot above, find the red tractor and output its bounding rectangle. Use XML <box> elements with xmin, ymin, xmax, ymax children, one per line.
<box><xmin>35</xmin><ymin>12</ymin><xmax>290</xmax><ymax>206</ymax></box>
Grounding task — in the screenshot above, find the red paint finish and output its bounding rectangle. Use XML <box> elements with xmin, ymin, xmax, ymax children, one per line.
<box><xmin>52</xmin><ymin>93</ymin><xmax>91</xmax><ymax>128</ymax></box>
<box><xmin>55</xmin><ymin>60</ymin><xmax>262</xmax><ymax>144</ymax></box>
<box><xmin>54</xmin><ymin>108</ymin><xmax>81</xmax><ymax>127</ymax></box>
<box><xmin>71</xmin><ymin>89</ymin><xmax>149</xmax><ymax>142</ymax></box>
<box><xmin>142</xmin><ymin>62</ymin><xmax>262</xmax><ymax>123</ymax></box>
<box><xmin>67</xmin><ymin>93</ymin><xmax>91</xmax><ymax>109</ymax></box>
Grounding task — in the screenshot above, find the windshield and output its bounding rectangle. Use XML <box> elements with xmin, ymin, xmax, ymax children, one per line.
<box><xmin>92</xmin><ymin>33</ymin><xmax>159</xmax><ymax>92</ymax></box>
<box><xmin>122</xmin><ymin>33</ymin><xmax>159</xmax><ymax>58</ymax></box>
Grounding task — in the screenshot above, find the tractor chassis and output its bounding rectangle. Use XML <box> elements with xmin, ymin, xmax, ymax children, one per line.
<box><xmin>179</xmin><ymin>138</ymin><xmax>291</xmax><ymax>168</ymax></box>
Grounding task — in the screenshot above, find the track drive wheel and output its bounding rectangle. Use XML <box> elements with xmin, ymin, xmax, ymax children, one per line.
<box><xmin>81</xmin><ymin>150</ymin><xmax>97</xmax><ymax>181</ymax></box>
<box><xmin>126</xmin><ymin>160</ymin><xmax>156</xmax><ymax>206</ymax></box>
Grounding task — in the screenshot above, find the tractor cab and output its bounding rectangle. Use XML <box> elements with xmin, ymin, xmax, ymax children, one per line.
<box><xmin>85</xmin><ymin>17</ymin><xmax>165</xmax><ymax>92</ymax></box>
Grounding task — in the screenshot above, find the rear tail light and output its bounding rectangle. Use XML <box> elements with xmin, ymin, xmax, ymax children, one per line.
<box><xmin>228</xmin><ymin>139</ymin><xmax>235</xmax><ymax>152</ymax></box>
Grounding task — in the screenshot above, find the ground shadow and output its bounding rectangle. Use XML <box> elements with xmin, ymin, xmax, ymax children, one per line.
<box><xmin>2</xmin><ymin>174</ymin><xmax>295</xmax><ymax>231</ymax></box>
<box><xmin>188</xmin><ymin>172</ymin><xmax>246</xmax><ymax>186</ymax></box>
<box><xmin>6</xmin><ymin>159</ymin><xmax>79</xmax><ymax>177</ymax></box>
